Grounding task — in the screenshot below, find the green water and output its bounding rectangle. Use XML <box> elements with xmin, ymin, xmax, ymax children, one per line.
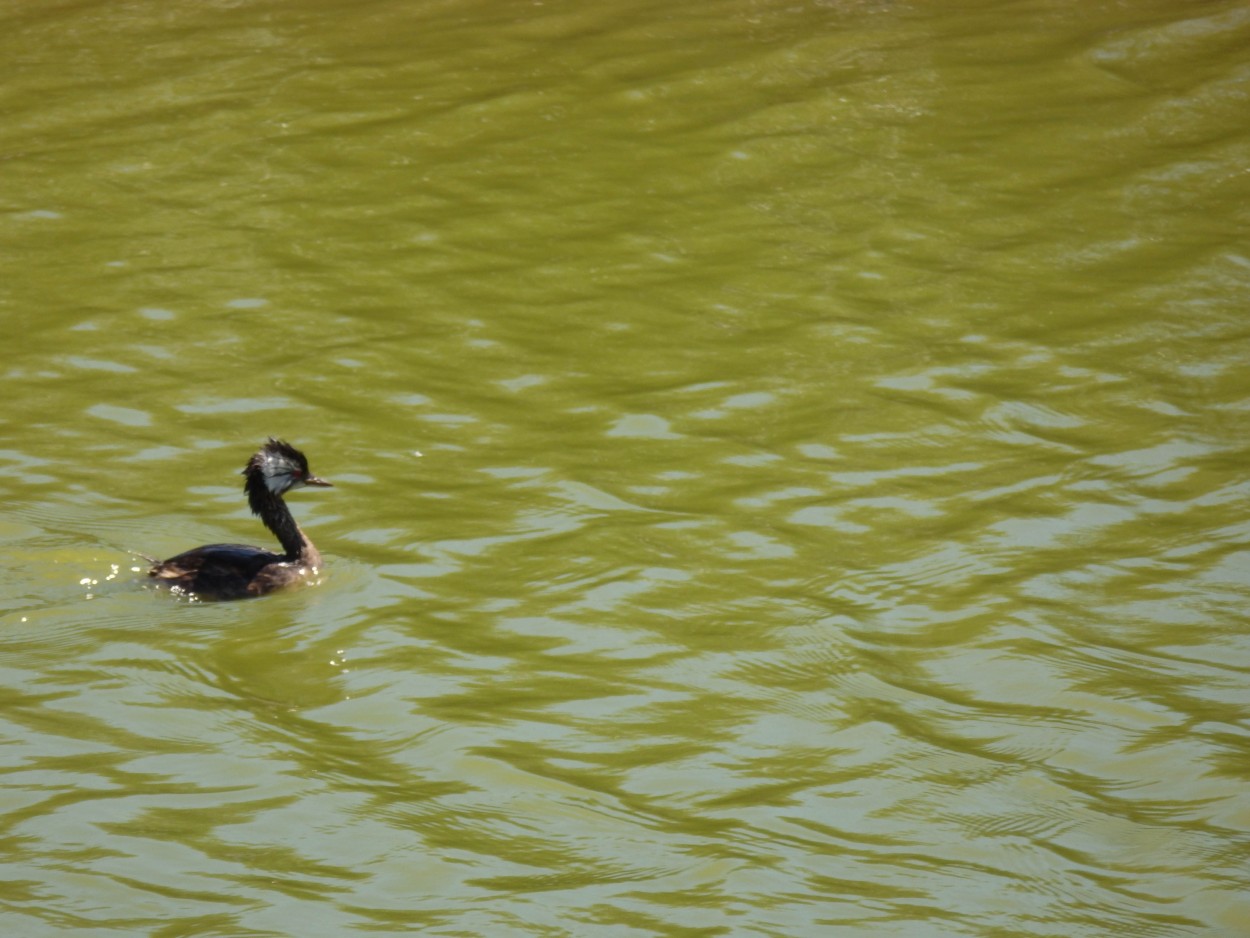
<box><xmin>3</xmin><ymin>0</ymin><xmax>1249</xmax><ymax>935</ymax></box>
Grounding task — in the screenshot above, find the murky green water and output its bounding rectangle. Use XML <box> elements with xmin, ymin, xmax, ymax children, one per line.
<box><xmin>3</xmin><ymin>0</ymin><xmax>1249</xmax><ymax>934</ymax></box>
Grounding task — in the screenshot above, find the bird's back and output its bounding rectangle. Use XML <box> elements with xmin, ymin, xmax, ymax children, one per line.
<box><xmin>149</xmin><ymin>543</ymin><xmax>284</xmax><ymax>601</ymax></box>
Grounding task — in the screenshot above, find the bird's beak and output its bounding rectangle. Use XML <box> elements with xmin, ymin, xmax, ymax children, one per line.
<box><xmin>305</xmin><ymin>476</ymin><xmax>333</xmax><ymax>487</ymax></box>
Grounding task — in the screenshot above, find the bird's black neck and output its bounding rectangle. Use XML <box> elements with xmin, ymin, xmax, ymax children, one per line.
<box><xmin>245</xmin><ymin>474</ymin><xmax>320</xmax><ymax>565</ymax></box>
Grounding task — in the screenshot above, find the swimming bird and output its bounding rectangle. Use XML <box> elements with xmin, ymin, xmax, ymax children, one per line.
<box><xmin>148</xmin><ymin>438</ymin><xmax>332</xmax><ymax>600</ymax></box>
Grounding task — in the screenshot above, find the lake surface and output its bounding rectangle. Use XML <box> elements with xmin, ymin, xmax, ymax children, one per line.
<box><xmin>2</xmin><ymin>1</ymin><xmax>1249</xmax><ymax>935</ymax></box>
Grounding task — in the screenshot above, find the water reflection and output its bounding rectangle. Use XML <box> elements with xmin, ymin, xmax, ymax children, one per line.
<box><xmin>2</xmin><ymin>0</ymin><xmax>1249</xmax><ymax>935</ymax></box>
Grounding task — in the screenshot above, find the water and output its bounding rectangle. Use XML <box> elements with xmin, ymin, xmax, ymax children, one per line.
<box><xmin>2</xmin><ymin>0</ymin><xmax>1249</xmax><ymax>934</ymax></box>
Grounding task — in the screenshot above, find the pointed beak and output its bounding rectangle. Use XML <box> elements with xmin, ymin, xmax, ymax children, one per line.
<box><xmin>305</xmin><ymin>475</ymin><xmax>333</xmax><ymax>487</ymax></box>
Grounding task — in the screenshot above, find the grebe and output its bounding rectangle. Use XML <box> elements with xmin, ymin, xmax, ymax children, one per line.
<box><xmin>148</xmin><ymin>438</ymin><xmax>332</xmax><ymax>600</ymax></box>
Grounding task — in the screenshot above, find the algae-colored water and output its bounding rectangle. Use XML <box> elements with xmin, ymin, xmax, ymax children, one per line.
<box><xmin>2</xmin><ymin>1</ymin><xmax>1249</xmax><ymax>934</ymax></box>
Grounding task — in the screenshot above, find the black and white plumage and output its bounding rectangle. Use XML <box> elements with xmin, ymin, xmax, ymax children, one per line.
<box><xmin>148</xmin><ymin>438</ymin><xmax>332</xmax><ymax>601</ymax></box>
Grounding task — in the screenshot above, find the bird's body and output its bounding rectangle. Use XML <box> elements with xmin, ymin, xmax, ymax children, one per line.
<box><xmin>148</xmin><ymin>439</ymin><xmax>331</xmax><ymax>601</ymax></box>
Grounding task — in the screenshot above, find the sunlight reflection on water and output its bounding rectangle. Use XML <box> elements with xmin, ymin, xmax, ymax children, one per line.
<box><xmin>2</xmin><ymin>0</ymin><xmax>1249</xmax><ymax>935</ymax></box>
